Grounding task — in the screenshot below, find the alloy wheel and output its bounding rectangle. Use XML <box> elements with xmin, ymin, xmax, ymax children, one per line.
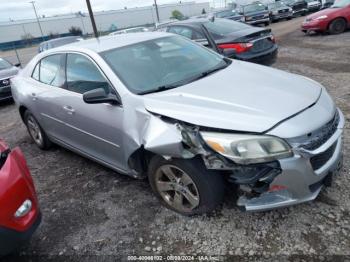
<box><xmin>155</xmin><ymin>164</ymin><xmax>200</xmax><ymax>213</ymax></box>
<box><xmin>27</xmin><ymin>116</ymin><xmax>43</xmax><ymax>146</ymax></box>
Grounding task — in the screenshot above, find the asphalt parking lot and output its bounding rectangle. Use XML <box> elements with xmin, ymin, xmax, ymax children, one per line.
<box><xmin>1</xmin><ymin>17</ymin><xmax>350</xmax><ymax>261</ymax></box>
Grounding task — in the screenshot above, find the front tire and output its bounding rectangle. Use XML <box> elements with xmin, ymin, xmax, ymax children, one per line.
<box><xmin>148</xmin><ymin>156</ymin><xmax>225</xmax><ymax>216</ymax></box>
<box><xmin>328</xmin><ymin>18</ymin><xmax>346</xmax><ymax>34</ymax></box>
<box><xmin>24</xmin><ymin>111</ymin><xmax>52</xmax><ymax>150</ymax></box>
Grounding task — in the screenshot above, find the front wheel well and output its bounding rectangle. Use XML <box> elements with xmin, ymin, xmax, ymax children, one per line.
<box><xmin>127</xmin><ymin>147</ymin><xmax>156</xmax><ymax>177</ymax></box>
<box><xmin>19</xmin><ymin>105</ymin><xmax>28</xmax><ymax>122</ymax></box>
<box><xmin>327</xmin><ymin>17</ymin><xmax>348</xmax><ymax>30</ymax></box>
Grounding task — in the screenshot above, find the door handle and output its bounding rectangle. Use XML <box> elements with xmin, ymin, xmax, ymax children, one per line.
<box><xmin>31</xmin><ymin>93</ymin><xmax>38</xmax><ymax>101</ymax></box>
<box><xmin>63</xmin><ymin>105</ymin><xmax>75</xmax><ymax>115</ymax></box>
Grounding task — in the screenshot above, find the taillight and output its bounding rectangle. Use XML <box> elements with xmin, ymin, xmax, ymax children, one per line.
<box><xmin>218</xmin><ymin>42</ymin><xmax>253</xmax><ymax>54</ymax></box>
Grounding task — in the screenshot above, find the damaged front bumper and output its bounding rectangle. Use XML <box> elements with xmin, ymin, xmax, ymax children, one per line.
<box><xmin>236</xmin><ymin>108</ymin><xmax>344</xmax><ymax>211</ymax></box>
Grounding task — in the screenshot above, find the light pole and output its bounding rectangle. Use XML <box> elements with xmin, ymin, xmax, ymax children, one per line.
<box><xmin>154</xmin><ymin>0</ymin><xmax>160</xmax><ymax>23</ymax></box>
<box><xmin>86</xmin><ymin>0</ymin><xmax>99</xmax><ymax>38</ymax></box>
<box><xmin>29</xmin><ymin>1</ymin><xmax>44</xmax><ymax>40</ymax></box>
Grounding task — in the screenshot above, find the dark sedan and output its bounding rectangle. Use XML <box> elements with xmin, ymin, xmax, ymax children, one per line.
<box><xmin>239</xmin><ymin>2</ymin><xmax>271</xmax><ymax>25</ymax></box>
<box><xmin>213</xmin><ymin>9</ymin><xmax>245</xmax><ymax>22</ymax></box>
<box><xmin>267</xmin><ymin>2</ymin><xmax>294</xmax><ymax>22</ymax></box>
<box><xmin>281</xmin><ymin>0</ymin><xmax>308</xmax><ymax>16</ymax></box>
<box><xmin>160</xmin><ymin>18</ymin><xmax>277</xmax><ymax>65</ymax></box>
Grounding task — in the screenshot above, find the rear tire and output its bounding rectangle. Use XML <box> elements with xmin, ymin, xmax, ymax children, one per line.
<box><xmin>328</xmin><ymin>18</ymin><xmax>346</xmax><ymax>34</ymax></box>
<box><xmin>148</xmin><ymin>156</ymin><xmax>225</xmax><ymax>216</ymax></box>
<box><xmin>24</xmin><ymin>111</ymin><xmax>52</xmax><ymax>150</ymax></box>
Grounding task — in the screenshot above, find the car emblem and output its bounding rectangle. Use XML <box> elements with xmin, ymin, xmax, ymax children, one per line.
<box><xmin>2</xmin><ymin>79</ymin><xmax>9</xmax><ymax>85</ymax></box>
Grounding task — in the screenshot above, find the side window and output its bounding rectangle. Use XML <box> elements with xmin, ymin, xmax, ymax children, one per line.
<box><xmin>32</xmin><ymin>62</ymin><xmax>40</xmax><ymax>81</ymax></box>
<box><xmin>39</xmin><ymin>54</ymin><xmax>64</xmax><ymax>87</ymax></box>
<box><xmin>168</xmin><ymin>26</ymin><xmax>193</xmax><ymax>39</ymax></box>
<box><xmin>192</xmin><ymin>30</ymin><xmax>206</xmax><ymax>40</ymax></box>
<box><xmin>66</xmin><ymin>53</ymin><xmax>111</xmax><ymax>94</ymax></box>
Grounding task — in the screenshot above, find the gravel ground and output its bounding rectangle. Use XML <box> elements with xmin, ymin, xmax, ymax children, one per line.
<box><xmin>1</xmin><ymin>26</ymin><xmax>350</xmax><ymax>261</ymax></box>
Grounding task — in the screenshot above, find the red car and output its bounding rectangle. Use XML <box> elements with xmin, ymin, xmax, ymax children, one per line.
<box><xmin>301</xmin><ymin>0</ymin><xmax>350</xmax><ymax>34</ymax></box>
<box><xmin>0</xmin><ymin>139</ymin><xmax>41</xmax><ymax>256</ymax></box>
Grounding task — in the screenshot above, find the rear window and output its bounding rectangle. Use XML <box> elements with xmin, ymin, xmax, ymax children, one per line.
<box><xmin>203</xmin><ymin>19</ymin><xmax>251</xmax><ymax>36</ymax></box>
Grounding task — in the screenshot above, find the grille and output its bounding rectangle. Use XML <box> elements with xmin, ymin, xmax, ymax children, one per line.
<box><xmin>251</xmin><ymin>38</ymin><xmax>273</xmax><ymax>53</ymax></box>
<box><xmin>302</xmin><ymin>110</ymin><xmax>339</xmax><ymax>151</ymax></box>
<box><xmin>310</xmin><ymin>142</ymin><xmax>336</xmax><ymax>170</ymax></box>
<box><xmin>278</xmin><ymin>9</ymin><xmax>289</xmax><ymax>13</ymax></box>
<box><xmin>0</xmin><ymin>78</ymin><xmax>10</xmax><ymax>88</ymax></box>
<box><xmin>253</xmin><ymin>15</ymin><xmax>264</xmax><ymax>20</ymax></box>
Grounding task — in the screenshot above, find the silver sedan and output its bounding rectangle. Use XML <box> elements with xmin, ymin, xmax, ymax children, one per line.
<box><xmin>11</xmin><ymin>32</ymin><xmax>344</xmax><ymax>215</ymax></box>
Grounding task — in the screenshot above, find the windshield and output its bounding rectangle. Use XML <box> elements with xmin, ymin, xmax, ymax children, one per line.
<box><xmin>203</xmin><ymin>19</ymin><xmax>251</xmax><ymax>37</ymax></box>
<box><xmin>268</xmin><ymin>2</ymin><xmax>286</xmax><ymax>8</ymax></box>
<box><xmin>332</xmin><ymin>0</ymin><xmax>350</xmax><ymax>7</ymax></box>
<box><xmin>0</xmin><ymin>58</ymin><xmax>12</xmax><ymax>70</ymax></box>
<box><xmin>101</xmin><ymin>36</ymin><xmax>227</xmax><ymax>95</ymax></box>
<box><xmin>243</xmin><ymin>3</ymin><xmax>267</xmax><ymax>13</ymax></box>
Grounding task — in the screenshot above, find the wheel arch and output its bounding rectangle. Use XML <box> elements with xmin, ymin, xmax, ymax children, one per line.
<box><xmin>327</xmin><ymin>16</ymin><xmax>348</xmax><ymax>31</ymax></box>
<box><xmin>19</xmin><ymin>105</ymin><xmax>28</xmax><ymax>122</ymax></box>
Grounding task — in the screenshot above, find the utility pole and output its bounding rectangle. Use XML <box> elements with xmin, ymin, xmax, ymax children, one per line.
<box><xmin>29</xmin><ymin>1</ymin><xmax>44</xmax><ymax>40</ymax></box>
<box><xmin>86</xmin><ymin>0</ymin><xmax>99</xmax><ymax>38</ymax></box>
<box><xmin>154</xmin><ymin>0</ymin><xmax>160</xmax><ymax>23</ymax></box>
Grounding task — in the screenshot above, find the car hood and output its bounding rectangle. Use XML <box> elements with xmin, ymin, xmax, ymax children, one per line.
<box><xmin>0</xmin><ymin>66</ymin><xmax>19</xmax><ymax>80</ymax></box>
<box><xmin>144</xmin><ymin>61</ymin><xmax>322</xmax><ymax>133</ymax></box>
<box><xmin>307</xmin><ymin>7</ymin><xmax>339</xmax><ymax>19</ymax></box>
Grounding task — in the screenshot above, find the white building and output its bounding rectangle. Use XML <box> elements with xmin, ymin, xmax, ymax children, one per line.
<box><xmin>0</xmin><ymin>2</ymin><xmax>210</xmax><ymax>43</ymax></box>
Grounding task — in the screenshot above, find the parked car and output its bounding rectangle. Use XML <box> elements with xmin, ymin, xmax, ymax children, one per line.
<box><xmin>302</xmin><ymin>0</ymin><xmax>350</xmax><ymax>34</ymax></box>
<box><xmin>11</xmin><ymin>33</ymin><xmax>344</xmax><ymax>215</ymax></box>
<box><xmin>0</xmin><ymin>58</ymin><xmax>20</xmax><ymax>102</ymax></box>
<box><xmin>212</xmin><ymin>8</ymin><xmax>245</xmax><ymax>22</ymax></box>
<box><xmin>239</xmin><ymin>2</ymin><xmax>271</xmax><ymax>25</ymax></box>
<box><xmin>281</xmin><ymin>0</ymin><xmax>309</xmax><ymax>16</ymax></box>
<box><xmin>0</xmin><ymin>139</ymin><xmax>41</xmax><ymax>256</ymax></box>
<box><xmin>38</xmin><ymin>36</ymin><xmax>82</xmax><ymax>53</ymax></box>
<box><xmin>158</xmin><ymin>18</ymin><xmax>277</xmax><ymax>64</ymax></box>
<box><xmin>321</xmin><ymin>0</ymin><xmax>335</xmax><ymax>8</ymax></box>
<box><xmin>267</xmin><ymin>1</ymin><xmax>294</xmax><ymax>21</ymax></box>
<box><xmin>306</xmin><ymin>0</ymin><xmax>322</xmax><ymax>12</ymax></box>
<box><xmin>109</xmin><ymin>27</ymin><xmax>150</xmax><ymax>35</ymax></box>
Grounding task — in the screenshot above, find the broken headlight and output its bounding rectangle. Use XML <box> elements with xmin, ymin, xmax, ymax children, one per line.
<box><xmin>200</xmin><ymin>132</ymin><xmax>293</xmax><ymax>165</ymax></box>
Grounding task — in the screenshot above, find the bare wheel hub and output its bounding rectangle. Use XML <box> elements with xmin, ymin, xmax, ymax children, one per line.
<box><xmin>155</xmin><ymin>164</ymin><xmax>200</xmax><ymax>213</ymax></box>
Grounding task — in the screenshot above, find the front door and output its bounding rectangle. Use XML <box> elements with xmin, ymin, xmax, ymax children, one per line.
<box><xmin>58</xmin><ymin>53</ymin><xmax>126</xmax><ymax>171</ymax></box>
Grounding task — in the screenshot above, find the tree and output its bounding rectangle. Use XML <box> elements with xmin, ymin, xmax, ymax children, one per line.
<box><xmin>48</xmin><ymin>32</ymin><xmax>59</xmax><ymax>39</ymax></box>
<box><xmin>171</xmin><ymin>10</ymin><xmax>185</xmax><ymax>20</ymax></box>
<box><xmin>68</xmin><ymin>26</ymin><xmax>82</xmax><ymax>36</ymax></box>
<box><xmin>21</xmin><ymin>33</ymin><xmax>34</xmax><ymax>46</ymax></box>
<box><xmin>202</xmin><ymin>8</ymin><xmax>206</xmax><ymax>14</ymax></box>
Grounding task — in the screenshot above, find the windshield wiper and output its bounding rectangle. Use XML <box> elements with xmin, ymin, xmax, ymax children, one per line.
<box><xmin>138</xmin><ymin>84</ymin><xmax>180</xmax><ymax>95</ymax></box>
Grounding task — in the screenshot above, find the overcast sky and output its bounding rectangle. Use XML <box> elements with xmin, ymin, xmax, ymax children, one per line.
<box><xmin>0</xmin><ymin>0</ymin><xmax>213</xmax><ymax>22</ymax></box>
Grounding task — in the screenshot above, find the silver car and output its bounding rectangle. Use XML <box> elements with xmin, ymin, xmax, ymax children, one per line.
<box><xmin>0</xmin><ymin>58</ymin><xmax>20</xmax><ymax>101</ymax></box>
<box><xmin>11</xmin><ymin>33</ymin><xmax>344</xmax><ymax>215</ymax></box>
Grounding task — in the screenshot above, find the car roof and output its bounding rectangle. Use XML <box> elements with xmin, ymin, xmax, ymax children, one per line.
<box><xmin>53</xmin><ymin>32</ymin><xmax>172</xmax><ymax>53</ymax></box>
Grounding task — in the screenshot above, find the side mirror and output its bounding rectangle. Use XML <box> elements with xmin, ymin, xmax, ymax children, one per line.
<box><xmin>14</xmin><ymin>63</ymin><xmax>21</xmax><ymax>67</ymax></box>
<box><xmin>83</xmin><ymin>88</ymin><xmax>120</xmax><ymax>105</ymax></box>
